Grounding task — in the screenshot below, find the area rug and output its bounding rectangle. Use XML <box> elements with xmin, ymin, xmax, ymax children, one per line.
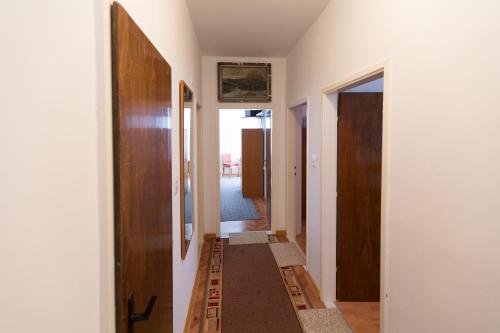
<box><xmin>220</xmin><ymin>177</ymin><xmax>260</xmax><ymax>222</ymax></box>
<box><xmin>222</xmin><ymin>240</ymin><xmax>302</xmax><ymax>333</ymax></box>
<box><xmin>298</xmin><ymin>308</ymin><xmax>353</xmax><ymax>333</ymax></box>
<box><xmin>269</xmin><ymin>242</ymin><xmax>307</xmax><ymax>267</ymax></box>
<box><xmin>228</xmin><ymin>231</ymin><xmax>269</xmax><ymax>245</ymax></box>
<box><xmin>279</xmin><ymin>266</ymin><xmax>310</xmax><ymax>311</ymax></box>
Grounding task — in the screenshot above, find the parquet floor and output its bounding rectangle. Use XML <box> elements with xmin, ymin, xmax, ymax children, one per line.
<box><xmin>337</xmin><ymin>301</ymin><xmax>380</xmax><ymax>333</ymax></box>
<box><xmin>295</xmin><ymin>219</ymin><xmax>306</xmax><ymax>254</ymax></box>
<box><xmin>185</xmin><ymin>241</ymin><xmax>211</xmax><ymax>333</ymax></box>
<box><xmin>220</xmin><ymin>196</ymin><xmax>270</xmax><ymax>236</ymax></box>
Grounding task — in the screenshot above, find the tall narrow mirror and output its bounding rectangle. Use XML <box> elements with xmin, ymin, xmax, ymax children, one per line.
<box><xmin>180</xmin><ymin>81</ymin><xmax>194</xmax><ymax>259</ymax></box>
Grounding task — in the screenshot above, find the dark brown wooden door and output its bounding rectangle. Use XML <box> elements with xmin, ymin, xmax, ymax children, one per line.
<box><xmin>242</xmin><ymin>128</ymin><xmax>264</xmax><ymax>198</ymax></box>
<box><xmin>337</xmin><ymin>92</ymin><xmax>382</xmax><ymax>301</ymax></box>
<box><xmin>112</xmin><ymin>3</ymin><xmax>173</xmax><ymax>332</ymax></box>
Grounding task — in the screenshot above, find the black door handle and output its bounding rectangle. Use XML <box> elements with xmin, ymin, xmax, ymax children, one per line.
<box><xmin>128</xmin><ymin>294</ymin><xmax>157</xmax><ymax>333</ymax></box>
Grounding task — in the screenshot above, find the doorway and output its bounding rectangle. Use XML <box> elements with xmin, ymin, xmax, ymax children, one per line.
<box><xmin>219</xmin><ymin>109</ymin><xmax>272</xmax><ymax>236</ymax></box>
<box><xmin>335</xmin><ymin>75</ymin><xmax>383</xmax><ymax>332</ymax></box>
<box><xmin>286</xmin><ymin>102</ymin><xmax>308</xmax><ymax>256</ymax></box>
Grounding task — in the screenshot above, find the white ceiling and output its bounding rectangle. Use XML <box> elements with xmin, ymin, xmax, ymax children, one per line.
<box><xmin>187</xmin><ymin>0</ymin><xmax>330</xmax><ymax>57</ymax></box>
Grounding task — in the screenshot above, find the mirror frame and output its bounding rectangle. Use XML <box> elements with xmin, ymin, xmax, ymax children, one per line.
<box><xmin>180</xmin><ymin>80</ymin><xmax>194</xmax><ymax>259</ymax></box>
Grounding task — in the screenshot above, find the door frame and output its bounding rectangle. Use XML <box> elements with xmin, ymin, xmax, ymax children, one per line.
<box><xmin>320</xmin><ymin>62</ymin><xmax>391</xmax><ymax>331</ymax></box>
<box><xmin>286</xmin><ymin>98</ymin><xmax>309</xmax><ymax>263</ymax></box>
<box><xmin>216</xmin><ymin>108</ymin><xmax>273</xmax><ymax>234</ymax></box>
<box><xmin>195</xmin><ymin>102</ymin><xmax>204</xmax><ymax>250</ymax></box>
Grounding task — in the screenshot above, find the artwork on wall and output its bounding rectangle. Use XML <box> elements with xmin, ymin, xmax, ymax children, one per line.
<box><xmin>218</xmin><ymin>62</ymin><xmax>272</xmax><ymax>102</ymax></box>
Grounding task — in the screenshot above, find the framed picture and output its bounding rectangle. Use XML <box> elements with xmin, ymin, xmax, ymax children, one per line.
<box><xmin>218</xmin><ymin>62</ymin><xmax>271</xmax><ymax>102</ymax></box>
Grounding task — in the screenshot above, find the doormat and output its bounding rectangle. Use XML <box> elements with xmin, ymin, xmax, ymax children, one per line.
<box><xmin>298</xmin><ymin>308</ymin><xmax>353</xmax><ymax>333</ymax></box>
<box><xmin>201</xmin><ymin>238</ymin><xmax>223</xmax><ymax>333</ymax></box>
<box><xmin>228</xmin><ymin>231</ymin><xmax>269</xmax><ymax>245</ymax></box>
<box><xmin>269</xmin><ymin>242</ymin><xmax>306</xmax><ymax>267</ymax></box>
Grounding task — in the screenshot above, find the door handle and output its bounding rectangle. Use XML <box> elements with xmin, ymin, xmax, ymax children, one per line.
<box><xmin>128</xmin><ymin>294</ymin><xmax>157</xmax><ymax>333</ymax></box>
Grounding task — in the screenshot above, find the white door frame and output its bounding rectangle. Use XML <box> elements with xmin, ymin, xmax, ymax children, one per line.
<box><xmin>216</xmin><ymin>108</ymin><xmax>274</xmax><ymax>234</ymax></box>
<box><xmin>286</xmin><ymin>97</ymin><xmax>309</xmax><ymax>261</ymax></box>
<box><xmin>320</xmin><ymin>62</ymin><xmax>391</xmax><ymax>332</ymax></box>
<box><xmin>195</xmin><ymin>102</ymin><xmax>205</xmax><ymax>250</ymax></box>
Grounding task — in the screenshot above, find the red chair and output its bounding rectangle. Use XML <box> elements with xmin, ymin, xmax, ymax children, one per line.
<box><xmin>221</xmin><ymin>153</ymin><xmax>240</xmax><ymax>176</ymax></box>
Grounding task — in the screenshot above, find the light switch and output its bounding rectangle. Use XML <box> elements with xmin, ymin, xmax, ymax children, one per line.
<box><xmin>311</xmin><ymin>154</ymin><xmax>317</xmax><ymax>168</ymax></box>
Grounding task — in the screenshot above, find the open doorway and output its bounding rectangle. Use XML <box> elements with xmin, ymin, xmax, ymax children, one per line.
<box><xmin>219</xmin><ymin>109</ymin><xmax>272</xmax><ymax>236</ymax></box>
<box><xmin>295</xmin><ymin>106</ymin><xmax>307</xmax><ymax>254</ymax></box>
<box><xmin>335</xmin><ymin>75</ymin><xmax>383</xmax><ymax>332</ymax></box>
<box><xmin>287</xmin><ymin>102</ymin><xmax>308</xmax><ymax>256</ymax></box>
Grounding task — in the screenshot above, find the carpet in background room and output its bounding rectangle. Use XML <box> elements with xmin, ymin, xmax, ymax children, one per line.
<box><xmin>220</xmin><ymin>177</ymin><xmax>260</xmax><ymax>222</ymax></box>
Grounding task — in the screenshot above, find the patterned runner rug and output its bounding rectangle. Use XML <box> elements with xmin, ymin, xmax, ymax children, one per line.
<box><xmin>201</xmin><ymin>238</ymin><xmax>223</xmax><ymax>333</ymax></box>
<box><xmin>221</xmin><ymin>239</ymin><xmax>302</xmax><ymax>332</ymax></box>
<box><xmin>199</xmin><ymin>237</ymin><xmax>352</xmax><ymax>333</ymax></box>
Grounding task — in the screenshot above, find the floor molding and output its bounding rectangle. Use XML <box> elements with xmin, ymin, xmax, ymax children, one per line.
<box><xmin>275</xmin><ymin>229</ymin><xmax>287</xmax><ymax>237</ymax></box>
<box><xmin>183</xmin><ymin>254</ymin><xmax>204</xmax><ymax>333</ymax></box>
<box><xmin>324</xmin><ymin>301</ymin><xmax>337</xmax><ymax>309</ymax></box>
<box><xmin>303</xmin><ymin>269</ymin><xmax>321</xmax><ymax>298</ymax></box>
<box><xmin>204</xmin><ymin>233</ymin><xmax>217</xmax><ymax>241</ymax></box>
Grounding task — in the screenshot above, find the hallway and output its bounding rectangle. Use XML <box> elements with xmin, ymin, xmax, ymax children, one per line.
<box><xmin>2</xmin><ymin>0</ymin><xmax>500</xmax><ymax>332</ymax></box>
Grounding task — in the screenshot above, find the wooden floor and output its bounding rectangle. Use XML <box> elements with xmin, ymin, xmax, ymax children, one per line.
<box><xmin>185</xmin><ymin>234</ymin><xmax>380</xmax><ymax>333</ymax></box>
<box><xmin>337</xmin><ymin>301</ymin><xmax>380</xmax><ymax>333</ymax></box>
<box><xmin>184</xmin><ymin>241</ymin><xmax>211</xmax><ymax>333</ymax></box>
<box><xmin>220</xmin><ymin>195</ymin><xmax>270</xmax><ymax>236</ymax></box>
<box><xmin>295</xmin><ymin>219</ymin><xmax>306</xmax><ymax>254</ymax></box>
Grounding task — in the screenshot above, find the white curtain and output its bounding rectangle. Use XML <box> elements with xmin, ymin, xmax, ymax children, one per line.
<box><xmin>219</xmin><ymin>109</ymin><xmax>261</xmax><ymax>163</ymax></box>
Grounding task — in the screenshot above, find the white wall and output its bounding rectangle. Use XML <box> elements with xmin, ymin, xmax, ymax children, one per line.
<box><xmin>201</xmin><ymin>56</ymin><xmax>287</xmax><ymax>234</ymax></box>
<box><xmin>1</xmin><ymin>0</ymin><xmax>203</xmax><ymax>332</ymax></box>
<box><xmin>219</xmin><ymin>109</ymin><xmax>263</xmax><ymax>163</ymax></box>
<box><xmin>0</xmin><ymin>1</ymin><xmax>101</xmax><ymax>332</ymax></box>
<box><xmin>287</xmin><ymin>0</ymin><xmax>500</xmax><ymax>332</ymax></box>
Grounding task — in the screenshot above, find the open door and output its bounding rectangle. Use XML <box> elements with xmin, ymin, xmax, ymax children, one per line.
<box><xmin>242</xmin><ymin>128</ymin><xmax>264</xmax><ymax>198</ymax></box>
<box><xmin>337</xmin><ymin>92</ymin><xmax>382</xmax><ymax>301</ymax></box>
<box><xmin>112</xmin><ymin>3</ymin><xmax>173</xmax><ymax>332</ymax></box>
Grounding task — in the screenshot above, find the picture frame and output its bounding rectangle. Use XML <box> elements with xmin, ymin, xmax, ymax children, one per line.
<box><xmin>218</xmin><ymin>62</ymin><xmax>272</xmax><ymax>102</ymax></box>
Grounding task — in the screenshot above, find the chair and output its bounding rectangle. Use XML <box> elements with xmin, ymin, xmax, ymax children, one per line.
<box><xmin>221</xmin><ymin>153</ymin><xmax>241</xmax><ymax>176</ymax></box>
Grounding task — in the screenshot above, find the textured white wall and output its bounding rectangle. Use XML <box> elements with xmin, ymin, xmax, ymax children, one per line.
<box><xmin>287</xmin><ymin>0</ymin><xmax>500</xmax><ymax>332</ymax></box>
<box><xmin>201</xmin><ymin>56</ymin><xmax>287</xmax><ymax>235</ymax></box>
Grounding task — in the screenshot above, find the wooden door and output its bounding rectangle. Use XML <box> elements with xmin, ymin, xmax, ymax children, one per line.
<box><xmin>242</xmin><ymin>128</ymin><xmax>264</xmax><ymax>197</ymax></box>
<box><xmin>337</xmin><ymin>92</ymin><xmax>382</xmax><ymax>301</ymax></box>
<box><xmin>112</xmin><ymin>3</ymin><xmax>173</xmax><ymax>332</ymax></box>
